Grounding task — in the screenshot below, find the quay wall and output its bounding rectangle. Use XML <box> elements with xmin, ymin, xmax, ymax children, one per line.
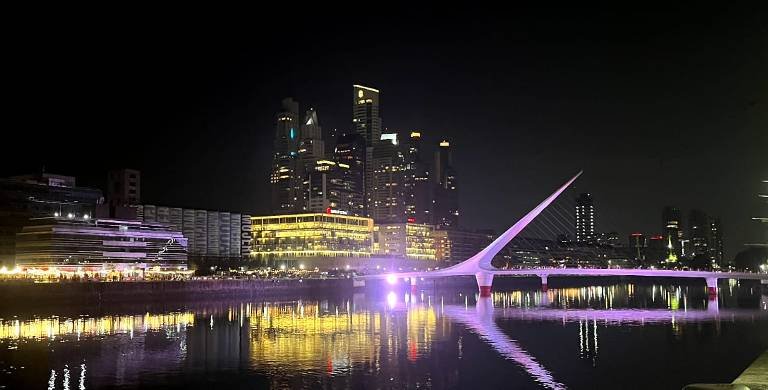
<box><xmin>0</xmin><ymin>278</ymin><xmax>353</xmax><ymax>305</ymax></box>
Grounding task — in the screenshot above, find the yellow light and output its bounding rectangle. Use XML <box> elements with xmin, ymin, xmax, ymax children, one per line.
<box><xmin>439</xmin><ymin>141</ymin><xmax>450</xmax><ymax>147</ymax></box>
<box><xmin>410</xmin><ymin>132</ymin><xmax>421</xmax><ymax>138</ymax></box>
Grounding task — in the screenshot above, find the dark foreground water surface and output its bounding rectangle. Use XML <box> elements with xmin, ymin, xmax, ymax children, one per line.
<box><xmin>1</xmin><ymin>279</ymin><xmax>767</xmax><ymax>389</ymax></box>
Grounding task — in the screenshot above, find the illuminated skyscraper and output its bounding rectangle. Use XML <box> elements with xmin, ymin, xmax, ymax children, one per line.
<box><xmin>352</xmin><ymin>85</ymin><xmax>381</xmax><ymax>146</ymax></box>
<box><xmin>708</xmin><ymin>217</ymin><xmax>724</xmax><ymax>267</ymax></box>
<box><xmin>270</xmin><ymin>98</ymin><xmax>300</xmax><ymax>213</ymax></box>
<box><xmin>368</xmin><ymin>133</ymin><xmax>406</xmax><ymax>223</ymax></box>
<box><xmin>433</xmin><ymin>140</ymin><xmax>459</xmax><ymax>228</ymax></box>
<box><xmin>662</xmin><ymin>206</ymin><xmax>683</xmax><ymax>259</ymax></box>
<box><xmin>333</xmin><ymin>134</ymin><xmax>366</xmax><ymax>216</ymax></box>
<box><xmin>575</xmin><ymin>193</ymin><xmax>595</xmax><ymax>243</ymax></box>
<box><xmin>295</xmin><ymin>108</ymin><xmax>325</xmax><ymax>210</ymax></box>
<box><xmin>404</xmin><ymin>131</ymin><xmax>431</xmax><ymax>224</ymax></box>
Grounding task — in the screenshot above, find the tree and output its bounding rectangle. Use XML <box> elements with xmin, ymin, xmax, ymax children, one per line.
<box><xmin>734</xmin><ymin>247</ymin><xmax>768</xmax><ymax>272</ymax></box>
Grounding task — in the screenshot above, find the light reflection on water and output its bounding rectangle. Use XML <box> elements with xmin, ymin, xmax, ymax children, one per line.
<box><xmin>1</xmin><ymin>282</ymin><xmax>766</xmax><ymax>389</ymax></box>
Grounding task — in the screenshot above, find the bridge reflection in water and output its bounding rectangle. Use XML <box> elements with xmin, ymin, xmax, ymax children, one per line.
<box><xmin>2</xmin><ymin>285</ymin><xmax>766</xmax><ymax>389</ymax></box>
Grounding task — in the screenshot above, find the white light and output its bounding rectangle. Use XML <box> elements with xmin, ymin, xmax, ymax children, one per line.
<box><xmin>387</xmin><ymin>291</ymin><xmax>397</xmax><ymax>309</ymax></box>
<box><xmin>67</xmin><ymin>213</ymin><xmax>74</xmax><ymax>219</ymax></box>
<box><xmin>386</xmin><ymin>275</ymin><xmax>397</xmax><ymax>285</ymax></box>
<box><xmin>280</xmin><ymin>264</ymin><xmax>286</xmax><ymax>271</ymax></box>
<box><xmin>299</xmin><ymin>264</ymin><xmax>305</xmax><ymax>270</ymax></box>
<box><xmin>83</xmin><ymin>214</ymin><xmax>90</xmax><ymax>220</ymax></box>
<box><xmin>54</xmin><ymin>212</ymin><xmax>60</xmax><ymax>217</ymax></box>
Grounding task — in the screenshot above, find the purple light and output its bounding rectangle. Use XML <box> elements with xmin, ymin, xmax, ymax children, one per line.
<box><xmin>386</xmin><ymin>275</ymin><xmax>397</xmax><ymax>285</ymax></box>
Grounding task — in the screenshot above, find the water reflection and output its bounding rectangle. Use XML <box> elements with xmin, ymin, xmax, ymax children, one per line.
<box><xmin>0</xmin><ymin>282</ymin><xmax>766</xmax><ymax>389</ymax></box>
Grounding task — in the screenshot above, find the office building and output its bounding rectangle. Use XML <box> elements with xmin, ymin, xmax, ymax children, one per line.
<box><xmin>295</xmin><ymin>108</ymin><xmax>325</xmax><ymax>210</ymax></box>
<box><xmin>368</xmin><ymin>133</ymin><xmax>407</xmax><ymax>223</ymax></box>
<box><xmin>250</xmin><ymin>213</ymin><xmax>374</xmax><ymax>267</ymax></box>
<box><xmin>352</xmin><ymin>85</ymin><xmax>381</xmax><ymax>146</ymax></box>
<box><xmin>575</xmin><ymin>193</ymin><xmax>595</xmax><ymax>243</ymax></box>
<box><xmin>270</xmin><ymin>98</ymin><xmax>301</xmax><ymax>213</ymax></box>
<box><xmin>708</xmin><ymin>217</ymin><xmax>724</xmax><ymax>267</ymax></box>
<box><xmin>434</xmin><ymin>229</ymin><xmax>493</xmax><ymax>265</ymax></box>
<box><xmin>404</xmin><ymin>131</ymin><xmax>432</xmax><ymax>224</ymax></box>
<box><xmin>136</xmin><ymin>205</ymin><xmax>251</xmax><ymax>261</ymax></box>
<box><xmin>373</xmin><ymin>223</ymin><xmax>436</xmax><ymax>260</ymax></box>
<box><xmin>307</xmin><ymin>160</ymin><xmax>363</xmax><ymax>216</ymax></box>
<box><xmin>15</xmin><ymin>217</ymin><xmax>187</xmax><ymax>272</ymax></box>
<box><xmin>107</xmin><ymin>169</ymin><xmax>141</xmax><ymax>207</ymax></box>
<box><xmin>0</xmin><ymin>173</ymin><xmax>104</xmax><ymax>266</ymax></box>
<box><xmin>433</xmin><ymin>140</ymin><xmax>459</xmax><ymax>228</ymax></box>
<box><xmin>332</xmin><ymin>134</ymin><xmax>366</xmax><ymax>215</ymax></box>
<box><xmin>628</xmin><ymin>233</ymin><xmax>646</xmax><ymax>261</ymax></box>
<box><xmin>688</xmin><ymin>209</ymin><xmax>710</xmax><ymax>258</ymax></box>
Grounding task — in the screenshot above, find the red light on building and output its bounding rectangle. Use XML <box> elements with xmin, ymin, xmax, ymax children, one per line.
<box><xmin>650</xmin><ymin>235</ymin><xmax>663</xmax><ymax>240</ymax></box>
<box><xmin>326</xmin><ymin>207</ymin><xmax>332</xmax><ymax>214</ymax></box>
<box><xmin>630</xmin><ymin>233</ymin><xmax>642</xmax><ymax>236</ymax></box>
<box><xmin>407</xmin><ymin>217</ymin><xmax>416</xmax><ymax>223</ymax></box>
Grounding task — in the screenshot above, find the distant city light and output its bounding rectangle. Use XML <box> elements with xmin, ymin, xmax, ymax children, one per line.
<box><xmin>386</xmin><ymin>275</ymin><xmax>397</xmax><ymax>285</ymax></box>
<box><xmin>67</xmin><ymin>213</ymin><xmax>74</xmax><ymax>219</ymax></box>
<box><xmin>83</xmin><ymin>214</ymin><xmax>90</xmax><ymax>220</ymax></box>
<box><xmin>280</xmin><ymin>264</ymin><xmax>286</xmax><ymax>271</ymax></box>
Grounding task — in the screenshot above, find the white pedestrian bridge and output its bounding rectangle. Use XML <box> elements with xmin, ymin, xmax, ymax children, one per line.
<box><xmin>360</xmin><ymin>171</ymin><xmax>768</xmax><ymax>297</ymax></box>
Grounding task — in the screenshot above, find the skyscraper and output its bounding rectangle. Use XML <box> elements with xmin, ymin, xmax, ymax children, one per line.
<box><xmin>433</xmin><ymin>140</ymin><xmax>459</xmax><ymax>228</ymax></box>
<box><xmin>352</xmin><ymin>85</ymin><xmax>381</xmax><ymax>146</ymax></box>
<box><xmin>333</xmin><ymin>134</ymin><xmax>366</xmax><ymax>216</ymax></box>
<box><xmin>368</xmin><ymin>133</ymin><xmax>406</xmax><ymax>223</ymax></box>
<box><xmin>404</xmin><ymin>131</ymin><xmax>431</xmax><ymax>224</ymax></box>
<box><xmin>662</xmin><ymin>206</ymin><xmax>683</xmax><ymax>259</ymax></box>
<box><xmin>688</xmin><ymin>209</ymin><xmax>710</xmax><ymax>258</ymax></box>
<box><xmin>708</xmin><ymin>216</ymin><xmax>724</xmax><ymax>267</ymax></box>
<box><xmin>270</xmin><ymin>98</ymin><xmax>300</xmax><ymax>213</ymax></box>
<box><xmin>575</xmin><ymin>193</ymin><xmax>595</xmax><ymax>243</ymax></box>
<box><xmin>628</xmin><ymin>233</ymin><xmax>646</xmax><ymax>261</ymax></box>
<box><xmin>295</xmin><ymin>108</ymin><xmax>325</xmax><ymax>211</ymax></box>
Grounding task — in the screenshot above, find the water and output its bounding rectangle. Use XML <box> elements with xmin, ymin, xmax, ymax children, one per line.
<box><xmin>1</xmin><ymin>280</ymin><xmax>767</xmax><ymax>389</ymax></box>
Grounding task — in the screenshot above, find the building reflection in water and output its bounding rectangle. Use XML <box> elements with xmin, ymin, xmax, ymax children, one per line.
<box><xmin>2</xmin><ymin>282</ymin><xmax>765</xmax><ymax>388</ymax></box>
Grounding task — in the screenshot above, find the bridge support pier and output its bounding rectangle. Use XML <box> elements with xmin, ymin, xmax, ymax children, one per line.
<box><xmin>705</xmin><ymin>277</ymin><xmax>718</xmax><ymax>298</ymax></box>
<box><xmin>476</xmin><ymin>272</ymin><xmax>494</xmax><ymax>298</ymax></box>
<box><xmin>539</xmin><ymin>274</ymin><xmax>549</xmax><ymax>292</ymax></box>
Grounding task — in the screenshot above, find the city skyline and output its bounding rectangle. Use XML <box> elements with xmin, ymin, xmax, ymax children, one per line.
<box><xmin>3</xmin><ymin>8</ymin><xmax>766</xmax><ymax>259</ymax></box>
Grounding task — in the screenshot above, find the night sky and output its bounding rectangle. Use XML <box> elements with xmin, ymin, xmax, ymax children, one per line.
<box><xmin>4</xmin><ymin>7</ymin><xmax>766</xmax><ymax>257</ymax></box>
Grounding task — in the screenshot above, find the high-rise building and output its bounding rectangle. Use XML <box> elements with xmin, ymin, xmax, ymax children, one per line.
<box><xmin>662</xmin><ymin>206</ymin><xmax>683</xmax><ymax>259</ymax></box>
<box><xmin>352</xmin><ymin>85</ymin><xmax>381</xmax><ymax>147</ymax></box>
<box><xmin>708</xmin><ymin>216</ymin><xmax>724</xmax><ymax>267</ymax></box>
<box><xmin>295</xmin><ymin>109</ymin><xmax>325</xmax><ymax>210</ymax></box>
<box><xmin>575</xmin><ymin>193</ymin><xmax>595</xmax><ymax>243</ymax></box>
<box><xmin>307</xmin><ymin>160</ymin><xmax>364</xmax><ymax>216</ymax></box>
<box><xmin>688</xmin><ymin>209</ymin><xmax>710</xmax><ymax>258</ymax></box>
<box><xmin>333</xmin><ymin>134</ymin><xmax>366</xmax><ymax>216</ymax></box>
<box><xmin>752</xmin><ymin>180</ymin><xmax>768</xmax><ymax>246</ymax></box>
<box><xmin>368</xmin><ymin>133</ymin><xmax>406</xmax><ymax>223</ymax></box>
<box><xmin>433</xmin><ymin>140</ymin><xmax>459</xmax><ymax>228</ymax></box>
<box><xmin>404</xmin><ymin>131</ymin><xmax>431</xmax><ymax>224</ymax></box>
<box><xmin>107</xmin><ymin>169</ymin><xmax>140</xmax><ymax>207</ymax></box>
<box><xmin>628</xmin><ymin>233</ymin><xmax>646</xmax><ymax>261</ymax></box>
<box><xmin>270</xmin><ymin>98</ymin><xmax>301</xmax><ymax>213</ymax></box>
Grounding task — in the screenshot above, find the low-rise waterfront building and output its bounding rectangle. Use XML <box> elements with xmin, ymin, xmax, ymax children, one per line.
<box><xmin>15</xmin><ymin>217</ymin><xmax>187</xmax><ymax>273</ymax></box>
<box><xmin>373</xmin><ymin>223</ymin><xmax>436</xmax><ymax>260</ymax></box>
<box><xmin>251</xmin><ymin>213</ymin><xmax>374</xmax><ymax>268</ymax></box>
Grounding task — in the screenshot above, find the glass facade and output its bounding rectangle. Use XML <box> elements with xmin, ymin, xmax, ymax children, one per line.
<box><xmin>251</xmin><ymin>213</ymin><xmax>374</xmax><ymax>262</ymax></box>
